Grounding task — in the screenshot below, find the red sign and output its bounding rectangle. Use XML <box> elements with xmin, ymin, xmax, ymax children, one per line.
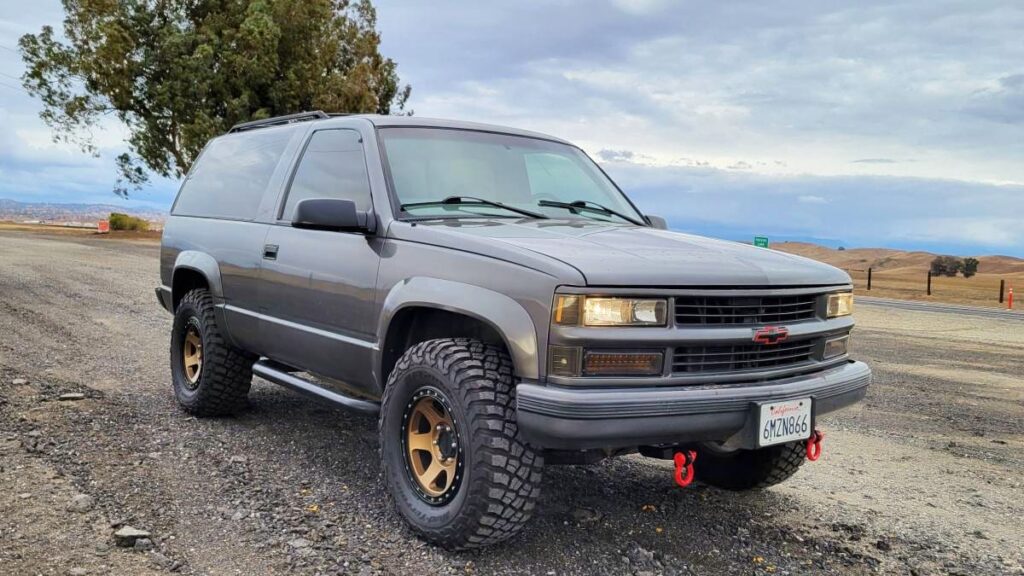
<box><xmin>97</xmin><ymin>220</ymin><xmax>110</xmax><ymax>233</ymax></box>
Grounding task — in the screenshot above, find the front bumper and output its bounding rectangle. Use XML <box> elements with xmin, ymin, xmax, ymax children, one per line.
<box><xmin>516</xmin><ymin>360</ymin><xmax>870</xmax><ymax>450</ymax></box>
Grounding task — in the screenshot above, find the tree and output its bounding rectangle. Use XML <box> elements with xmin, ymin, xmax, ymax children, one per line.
<box><xmin>961</xmin><ymin>257</ymin><xmax>979</xmax><ymax>278</ymax></box>
<box><xmin>929</xmin><ymin>255</ymin><xmax>962</xmax><ymax>278</ymax></box>
<box><xmin>19</xmin><ymin>0</ymin><xmax>410</xmax><ymax>197</ymax></box>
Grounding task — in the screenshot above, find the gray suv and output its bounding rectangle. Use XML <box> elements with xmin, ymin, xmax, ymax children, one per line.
<box><xmin>157</xmin><ymin>111</ymin><xmax>870</xmax><ymax>549</ymax></box>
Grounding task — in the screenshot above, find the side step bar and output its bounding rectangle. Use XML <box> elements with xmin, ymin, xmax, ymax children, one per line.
<box><xmin>252</xmin><ymin>359</ymin><xmax>380</xmax><ymax>415</ymax></box>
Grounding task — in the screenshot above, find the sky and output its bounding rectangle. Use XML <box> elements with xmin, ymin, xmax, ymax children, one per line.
<box><xmin>1</xmin><ymin>1</ymin><xmax>1022</xmax><ymax>255</ymax></box>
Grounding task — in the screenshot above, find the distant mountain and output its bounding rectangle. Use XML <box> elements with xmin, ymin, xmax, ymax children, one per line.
<box><xmin>773</xmin><ymin>241</ymin><xmax>1024</xmax><ymax>277</ymax></box>
<box><xmin>0</xmin><ymin>199</ymin><xmax>166</xmax><ymax>223</ymax></box>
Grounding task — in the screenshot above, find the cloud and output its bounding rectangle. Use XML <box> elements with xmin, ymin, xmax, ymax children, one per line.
<box><xmin>797</xmin><ymin>195</ymin><xmax>827</xmax><ymax>204</ymax></box>
<box><xmin>2</xmin><ymin>1</ymin><xmax>1023</xmax><ymax>254</ymax></box>
<box><xmin>597</xmin><ymin>149</ymin><xmax>636</xmax><ymax>162</ymax></box>
<box><xmin>602</xmin><ymin>159</ymin><xmax>1024</xmax><ymax>255</ymax></box>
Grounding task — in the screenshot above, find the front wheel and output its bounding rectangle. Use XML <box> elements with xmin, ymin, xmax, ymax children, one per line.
<box><xmin>694</xmin><ymin>441</ymin><xmax>806</xmax><ymax>490</ymax></box>
<box><xmin>379</xmin><ymin>339</ymin><xmax>543</xmax><ymax>550</ymax></box>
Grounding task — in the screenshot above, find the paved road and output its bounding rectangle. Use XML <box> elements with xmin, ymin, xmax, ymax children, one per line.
<box><xmin>1</xmin><ymin>231</ymin><xmax>1022</xmax><ymax>576</ymax></box>
<box><xmin>858</xmin><ymin>295</ymin><xmax>1024</xmax><ymax>321</ymax></box>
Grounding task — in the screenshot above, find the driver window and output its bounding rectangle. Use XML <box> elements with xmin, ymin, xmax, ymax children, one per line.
<box><xmin>282</xmin><ymin>129</ymin><xmax>372</xmax><ymax>220</ymax></box>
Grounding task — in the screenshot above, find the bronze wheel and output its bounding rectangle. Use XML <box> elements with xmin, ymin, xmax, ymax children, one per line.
<box><xmin>401</xmin><ymin>387</ymin><xmax>463</xmax><ymax>505</ymax></box>
<box><xmin>182</xmin><ymin>321</ymin><xmax>203</xmax><ymax>389</ymax></box>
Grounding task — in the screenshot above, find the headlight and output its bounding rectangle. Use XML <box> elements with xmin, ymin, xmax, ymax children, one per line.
<box><xmin>827</xmin><ymin>292</ymin><xmax>854</xmax><ymax>318</ymax></box>
<box><xmin>553</xmin><ymin>296</ymin><xmax>668</xmax><ymax>326</ymax></box>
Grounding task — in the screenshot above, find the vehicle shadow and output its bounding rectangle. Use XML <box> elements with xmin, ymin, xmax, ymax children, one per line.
<box><xmin>238</xmin><ymin>382</ymin><xmax>850</xmax><ymax>575</ymax></box>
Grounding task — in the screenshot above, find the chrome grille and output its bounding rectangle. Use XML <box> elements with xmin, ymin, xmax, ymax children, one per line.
<box><xmin>674</xmin><ymin>294</ymin><xmax>818</xmax><ymax>325</ymax></box>
<box><xmin>672</xmin><ymin>339</ymin><xmax>816</xmax><ymax>374</ymax></box>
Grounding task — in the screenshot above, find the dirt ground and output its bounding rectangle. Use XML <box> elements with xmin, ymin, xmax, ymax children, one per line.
<box><xmin>0</xmin><ymin>231</ymin><xmax>1022</xmax><ymax>576</ymax></box>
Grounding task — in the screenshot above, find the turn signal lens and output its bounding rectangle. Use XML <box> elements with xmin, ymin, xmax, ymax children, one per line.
<box><xmin>552</xmin><ymin>295</ymin><xmax>581</xmax><ymax>325</ymax></box>
<box><xmin>827</xmin><ymin>292</ymin><xmax>854</xmax><ymax>318</ymax></box>
<box><xmin>583</xmin><ymin>351</ymin><xmax>663</xmax><ymax>376</ymax></box>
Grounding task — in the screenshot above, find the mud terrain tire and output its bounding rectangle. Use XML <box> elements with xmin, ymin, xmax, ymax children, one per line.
<box><xmin>379</xmin><ymin>338</ymin><xmax>543</xmax><ymax>550</ymax></box>
<box><xmin>170</xmin><ymin>288</ymin><xmax>254</xmax><ymax>416</ymax></box>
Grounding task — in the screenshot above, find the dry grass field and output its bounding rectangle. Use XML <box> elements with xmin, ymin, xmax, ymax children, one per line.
<box><xmin>775</xmin><ymin>242</ymin><xmax>1024</xmax><ymax>308</ymax></box>
<box><xmin>0</xmin><ymin>220</ymin><xmax>163</xmax><ymax>242</ymax></box>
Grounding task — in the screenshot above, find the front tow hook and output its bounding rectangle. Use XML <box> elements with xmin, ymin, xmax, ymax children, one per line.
<box><xmin>806</xmin><ymin>429</ymin><xmax>824</xmax><ymax>461</ymax></box>
<box><xmin>673</xmin><ymin>450</ymin><xmax>698</xmax><ymax>488</ymax></box>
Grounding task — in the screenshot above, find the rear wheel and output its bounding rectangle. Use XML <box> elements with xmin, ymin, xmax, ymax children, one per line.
<box><xmin>379</xmin><ymin>338</ymin><xmax>543</xmax><ymax>550</ymax></box>
<box><xmin>694</xmin><ymin>441</ymin><xmax>805</xmax><ymax>490</ymax></box>
<box><xmin>170</xmin><ymin>288</ymin><xmax>254</xmax><ymax>416</ymax></box>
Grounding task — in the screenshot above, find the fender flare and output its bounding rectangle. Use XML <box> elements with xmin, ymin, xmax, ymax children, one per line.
<box><xmin>377</xmin><ymin>277</ymin><xmax>540</xmax><ymax>380</ymax></box>
<box><xmin>172</xmin><ymin>251</ymin><xmax>224</xmax><ymax>301</ymax></box>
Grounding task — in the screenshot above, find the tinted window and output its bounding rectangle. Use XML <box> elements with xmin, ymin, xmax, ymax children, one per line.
<box><xmin>282</xmin><ymin>129</ymin><xmax>372</xmax><ymax>219</ymax></box>
<box><xmin>173</xmin><ymin>127</ymin><xmax>293</xmax><ymax>220</ymax></box>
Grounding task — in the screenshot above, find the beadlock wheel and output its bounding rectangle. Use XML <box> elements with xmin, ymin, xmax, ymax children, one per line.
<box><xmin>182</xmin><ymin>321</ymin><xmax>203</xmax><ymax>389</ymax></box>
<box><xmin>401</xmin><ymin>387</ymin><xmax>464</xmax><ymax>505</ymax></box>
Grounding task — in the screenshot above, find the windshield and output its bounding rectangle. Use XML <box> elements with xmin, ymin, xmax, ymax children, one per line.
<box><xmin>379</xmin><ymin>127</ymin><xmax>645</xmax><ymax>223</ymax></box>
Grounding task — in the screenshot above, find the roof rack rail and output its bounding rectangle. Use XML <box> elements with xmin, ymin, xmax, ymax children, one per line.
<box><xmin>228</xmin><ymin>111</ymin><xmax>330</xmax><ymax>133</ymax></box>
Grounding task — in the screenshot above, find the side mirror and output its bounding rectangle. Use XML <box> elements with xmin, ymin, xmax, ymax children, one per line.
<box><xmin>645</xmin><ymin>215</ymin><xmax>668</xmax><ymax>230</ymax></box>
<box><xmin>292</xmin><ymin>198</ymin><xmax>376</xmax><ymax>234</ymax></box>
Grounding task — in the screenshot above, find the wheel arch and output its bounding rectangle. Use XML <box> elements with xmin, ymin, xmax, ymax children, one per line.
<box><xmin>171</xmin><ymin>251</ymin><xmax>223</xmax><ymax>310</ymax></box>
<box><xmin>377</xmin><ymin>278</ymin><xmax>540</xmax><ymax>386</ymax></box>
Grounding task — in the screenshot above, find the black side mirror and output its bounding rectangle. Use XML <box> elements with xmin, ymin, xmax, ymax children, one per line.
<box><xmin>645</xmin><ymin>215</ymin><xmax>668</xmax><ymax>230</ymax></box>
<box><xmin>292</xmin><ymin>198</ymin><xmax>376</xmax><ymax>234</ymax></box>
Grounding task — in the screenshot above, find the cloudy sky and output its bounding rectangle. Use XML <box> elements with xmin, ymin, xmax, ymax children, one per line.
<box><xmin>1</xmin><ymin>1</ymin><xmax>1022</xmax><ymax>255</ymax></box>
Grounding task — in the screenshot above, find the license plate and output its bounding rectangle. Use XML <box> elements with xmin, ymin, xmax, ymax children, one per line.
<box><xmin>757</xmin><ymin>398</ymin><xmax>812</xmax><ymax>447</ymax></box>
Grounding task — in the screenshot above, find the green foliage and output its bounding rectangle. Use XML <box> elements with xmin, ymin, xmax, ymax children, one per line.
<box><xmin>929</xmin><ymin>255</ymin><xmax>963</xmax><ymax>278</ymax></box>
<box><xmin>108</xmin><ymin>213</ymin><xmax>149</xmax><ymax>231</ymax></box>
<box><xmin>961</xmin><ymin>257</ymin><xmax>979</xmax><ymax>278</ymax></box>
<box><xmin>19</xmin><ymin>0</ymin><xmax>410</xmax><ymax>197</ymax></box>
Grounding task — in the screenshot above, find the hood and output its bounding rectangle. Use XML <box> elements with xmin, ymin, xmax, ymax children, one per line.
<box><xmin>404</xmin><ymin>219</ymin><xmax>851</xmax><ymax>287</ymax></box>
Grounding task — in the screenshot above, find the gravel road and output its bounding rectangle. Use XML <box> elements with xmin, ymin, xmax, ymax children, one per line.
<box><xmin>1</xmin><ymin>231</ymin><xmax>1022</xmax><ymax>576</ymax></box>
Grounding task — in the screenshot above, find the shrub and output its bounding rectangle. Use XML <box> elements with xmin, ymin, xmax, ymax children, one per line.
<box><xmin>108</xmin><ymin>212</ymin><xmax>149</xmax><ymax>231</ymax></box>
<box><xmin>929</xmin><ymin>255</ymin><xmax>962</xmax><ymax>278</ymax></box>
<box><xmin>961</xmin><ymin>257</ymin><xmax>979</xmax><ymax>278</ymax></box>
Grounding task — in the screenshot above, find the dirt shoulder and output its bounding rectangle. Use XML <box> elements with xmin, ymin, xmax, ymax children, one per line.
<box><xmin>0</xmin><ymin>233</ymin><xmax>1021</xmax><ymax>575</ymax></box>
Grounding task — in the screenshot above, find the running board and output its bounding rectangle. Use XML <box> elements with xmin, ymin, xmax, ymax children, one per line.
<box><xmin>252</xmin><ymin>359</ymin><xmax>380</xmax><ymax>415</ymax></box>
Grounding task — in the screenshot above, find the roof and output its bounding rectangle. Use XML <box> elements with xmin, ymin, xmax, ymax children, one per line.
<box><xmin>224</xmin><ymin>111</ymin><xmax>572</xmax><ymax>145</ymax></box>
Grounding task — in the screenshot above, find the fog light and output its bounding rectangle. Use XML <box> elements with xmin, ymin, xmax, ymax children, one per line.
<box><xmin>549</xmin><ymin>346</ymin><xmax>581</xmax><ymax>377</ymax></box>
<box><xmin>824</xmin><ymin>335</ymin><xmax>849</xmax><ymax>359</ymax></box>
<box><xmin>583</xmin><ymin>351</ymin><xmax>663</xmax><ymax>376</ymax></box>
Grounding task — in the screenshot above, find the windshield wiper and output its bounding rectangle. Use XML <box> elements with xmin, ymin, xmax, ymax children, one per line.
<box><xmin>538</xmin><ymin>199</ymin><xmax>645</xmax><ymax>226</ymax></box>
<box><xmin>401</xmin><ymin>196</ymin><xmax>548</xmax><ymax>219</ymax></box>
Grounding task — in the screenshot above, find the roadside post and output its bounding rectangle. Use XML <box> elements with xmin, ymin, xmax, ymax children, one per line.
<box><xmin>754</xmin><ymin>236</ymin><xmax>769</xmax><ymax>248</ymax></box>
<box><xmin>927</xmin><ymin>271</ymin><xmax>932</xmax><ymax>296</ymax></box>
<box><xmin>999</xmin><ymin>279</ymin><xmax>1005</xmax><ymax>304</ymax></box>
<box><xmin>867</xmin><ymin>268</ymin><xmax>872</xmax><ymax>291</ymax></box>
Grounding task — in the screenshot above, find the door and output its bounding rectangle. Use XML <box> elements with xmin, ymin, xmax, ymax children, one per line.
<box><xmin>258</xmin><ymin>128</ymin><xmax>383</xmax><ymax>392</ymax></box>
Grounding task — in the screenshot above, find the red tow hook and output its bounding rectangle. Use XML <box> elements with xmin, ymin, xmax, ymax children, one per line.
<box><xmin>806</xmin><ymin>429</ymin><xmax>824</xmax><ymax>461</ymax></box>
<box><xmin>673</xmin><ymin>450</ymin><xmax>698</xmax><ymax>488</ymax></box>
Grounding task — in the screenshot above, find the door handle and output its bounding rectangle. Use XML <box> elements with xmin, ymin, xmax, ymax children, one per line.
<box><xmin>263</xmin><ymin>244</ymin><xmax>279</xmax><ymax>260</ymax></box>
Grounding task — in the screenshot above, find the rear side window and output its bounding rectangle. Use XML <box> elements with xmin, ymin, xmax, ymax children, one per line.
<box><xmin>281</xmin><ymin>129</ymin><xmax>372</xmax><ymax>220</ymax></box>
<box><xmin>173</xmin><ymin>127</ymin><xmax>293</xmax><ymax>220</ymax></box>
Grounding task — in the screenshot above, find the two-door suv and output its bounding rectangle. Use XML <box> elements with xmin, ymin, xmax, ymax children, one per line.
<box><xmin>157</xmin><ymin>111</ymin><xmax>870</xmax><ymax>549</ymax></box>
